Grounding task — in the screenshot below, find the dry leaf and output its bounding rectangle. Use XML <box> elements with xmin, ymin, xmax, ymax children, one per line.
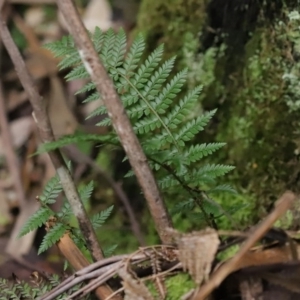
<box><xmin>0</xmin><ymin>117</ymin><xmax>33</xmax><ymax>156</ymax></box>
<box><xmin>119</xmin><ymin>267</ymin><xmax>154</xmax><ymax>300</ymax></box>
<box><xmin>177</xmin><ymin>228</ymin><xmax>220</xmax><ymax>285</ymax></box>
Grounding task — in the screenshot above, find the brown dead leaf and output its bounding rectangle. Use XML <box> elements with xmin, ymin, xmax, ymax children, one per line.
<box><xmin>119</xmin><ymin>266</ymin><xmax>155</xmax><ymax>300</ymax></box>
<box><xmin>0</xmin><ymin>117</ymin><xmax>33</xmax><ymax>156</ymax></box>
<box><xmin>177</xmin><ymin>228</ymin><xmax>220</xmax><ymax>285</ymax></box>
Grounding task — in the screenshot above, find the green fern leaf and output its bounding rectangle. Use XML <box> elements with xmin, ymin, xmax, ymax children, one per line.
<box><xmin>158</xmin><ymin>175</ymin><xmax>180</xmax><ymax>190</ymax></box>
<box><xmin>36</xmin><ymin>133</ymin><xmax>114</xmax><ymax>154</ymax></box>
<box><xmin>184</xmin><ymin>143</ymin><xmax>226</xmax><ymax>164</ymax></box>
<box><xmin>82</xmin><ymin>91</ymin><xmax>101</xmax><ymax>103</ymax></box>
<box><xmin>75</xmin><ymin>82</ymin><xmax>96</xmax><ymax>95</ymax></box>
<box><xmin>40</xmin><ymin>174</ymin><xmax>62</xmax><ymax>204</ymax></box>
<box><xmin>38</xmin><ymin>223</ymin><xmax>67</xmax><ymax>254</ymax></box>
<box><xmin>128</xmin><ymin>43</ymin><xmax>164</xmax><ymax>97</ymax></box>
<box><xmin>175</xmin><ymin>109</ymin><xmax>217</xmax><ymax>146</ymax></box>
<box><xmin>44</xmin><ymin>35</ymin><xmax>74</xmax><ymax>58</ymax></box>
<box><xmin>92</xmin><ymin>26</ymin><xmax>104</xmax><ymax>52</ymax></box>
<box><xmin>151</xmin><ymin>69</ymin><xmax>187</xmax><ymax>114</ymax></box>
<box><xmin>207</xmin><ymin>184</ymin><xmax>237</xmax><ymax>194</ymax></box>
<box><xmin>58</xmin><ymin>51</ymin><xmax>81</xmax><ymax>70</ymax></box>
<box><xmin>166</xmin><ymin>85</ymin><xmax>202</xmax><ymax>129</ymax></box>
<box><xmin>90</xmin><ymin>205</ymin><xmax>114</xmax><ymax>229</ymax></box>
<box><xmin>109</xmin><ymin>29</ymin><xmax>127</xmax><ymax>69</ymax></box>
<box><xmin>19</xmin><ymin>207</ymin><xmax>53</xmax><ymax>237</ymax></box>
<box><xmin>79</xmin><ymin>181</ymin><xmax>94</xmax><ymax>205</ymax></box>
<box><xmin>100</xmin><ymin>28</ymin><xmax>117</xmax><ymax>68</ymax></box>
<box><xmin>122</xmin><ymin>33</ymin><xmax>145</xmax><ymax>77</ymax></box>
<box><xmin>187</xmin><ymin>164</ymin><xmax>235</xmax><ymax>185</ymax></box>
<box><xmin>58</xmin><ymin>201</ymin><xmax>72</xmax><ymax>220</ymax></box>
<box><xmin>65</xmin><ymin>64</ymin><xmax>88</xmax><ymax>81</ymax></box>
<box><xmin>170</xmin><ymin>199</ymin><xmax>195</xmax><ymax>215</ymax></box>
<box><xmin>103</xmin><ymin>244</ymin><xmax>118</xmax><ymax>257</ymax></box>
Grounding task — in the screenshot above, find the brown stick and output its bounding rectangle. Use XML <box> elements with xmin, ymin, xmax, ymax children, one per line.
<box><xmin>0</xmin><ymin>19</ymin><xmax>103</xmax><ymax>261</ymax></box>
<box><xmin>193</xmin><ymin>191</ymin><xmax>296</xmax><ymax>300</ymax></box>
<box><xmin>56</xmin><ymin>0</ymin><xmax>173</xmax><ymax>244</ymax></box>
<box><xmin>57</xmin><ymin>233</ymin><xmax>121</xmax><ymax>300</ymax></box>
<box><xmin>63</xmin><ymin>144</ymin><xmax>146</xmax><ymax>246</ymax></box>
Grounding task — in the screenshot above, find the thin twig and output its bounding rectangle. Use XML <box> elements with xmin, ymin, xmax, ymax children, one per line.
<box><xmin>193</xmin><ymin>191</ymin><xmax>296</xmax><ymax>300</ymax></box>
<box><xmin>0</xmin><ymin>19</ymin><xmax>103</xmax><ymax>261</ymax></box>
<box><xmin>56</xmin><ymin>0</ymin><xmax>173</xmax><ymax>244</ymax></box>
<box><xmin>0</xmin><ymin>81</ymin><xmax>26</xmax><ymax>206</ymax></box>
<box><xmin>63</xmin><ymin>144</ymin><xmax>146</xmax><ymax>246</ymax></box>
<box><xmin>40</xmin><ymin>254</ymin><xmax>145</xmax><ymax>300</ymax></box>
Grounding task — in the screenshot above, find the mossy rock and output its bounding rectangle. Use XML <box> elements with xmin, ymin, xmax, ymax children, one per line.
<box><xmin>136</xmin><ymin>0</ymin><xmax>209</xmax><ymax>69</ymax></box>
<box><xmin>136</xmin><ymin>0</ymin><xmax>300</xmax><ymax>226</ymax></box>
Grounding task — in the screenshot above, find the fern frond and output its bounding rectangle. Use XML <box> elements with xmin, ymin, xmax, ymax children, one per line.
<box><xmin>151</xmin><ymin>69</ymin><xmax>188</xmax><ymax>114</ymax></box>
<box><xmin>92</xmin><ymin>26</ymin><xmax>104</xmax><ymax>52</ymax></box>
<box><xmin>36</xmin><ymin>133</ymin><xmax>114</xmax><ymax>154</ymax></box>
<box><xmin>75</xmin><ymin>82</ymin><xmax>96</xmax><ymax>95</ymax></box>
<box><xmin>19</xmin><ymin>207</ymin><xmax>53</xmax><ymax>237</ymax></box>
<box><xmin>83</xmin><ymin>91</ymin><xmax>101</xmax><ymax>103</ymax></box>
<box><xmin>58</xmin><ymin>51</ymin><xmax>81</xmax><ymax>70</ymax></box>
<box><xmin>79</xmin><ymin>181</ymin><xmax>94</xmax><ymax>205</ymax></box>
<box><xmin>90</xmin><ymin>205</ymin><xmax>114</xmax><ymax>229</ymax></box>
<box><xmin>158</xmin><ymin>175</ymin><xmax>180</xmax><ymax>190</ymax></box>
<box><xmin>166</xmin><ymin>85</ymin><xmax>202</xmax><ymax>129</ymax></box>
<box><xmin>127</xmin><ymin>43</ymin><xmax>164</xmax><ymax>97</ymax></box>
<box><xmin>39</xmin><ymin>174</ymin><xmax>62</xmax><ymax>204</ymax></box>
<box><xmin>45</xmin><ymin>29</ymin><xmax>235</xmax><ymax>227</ymax></box>
<box><xmin>109</xmin><ymin>29</ymin><xmax>127</xmax><ymax>69</ymax></box>
<box><xmin>122</xmin><ymin>33</ymin><xmax>145</xmax><ymax>78</ymax></box>
<box><xmin>44</xmin><ymin>35</ymin><xmax>74</xmax><ymax>58</ymax></box>
<box><xmin>58</xmin><ymin>201</ymin><xmax>72</xmax><ymax>220</ymax></box>
<box><xmin>175</xmin><ymin>109</ymin><xmax>217</xmax><ymax>146</ymax></box>
<box><xmin>184</xmin><ymin>143</ymin><xmax>226</xmax><ymax>164</ymax></box>
<box><xmin>207</xmin><ymin>184</ymin><xmax>237</xmax><ymax>194</ymax></box>
<box><xmin>141</xmin><ymin>56</ymin><xmax>176</xmax><ymax>106</ymax></box>
<box><xmin>170</xmin><ymin>199</ymin><xmax>195</xmax><ymax>215</ymax></box>
<box><xmin>100</xmin><ymin>28</ymin><xmax>117</xmax><ymax>68</ymax></box>
<box><xmin>187</xmin><ymin>165</ymin><xmax>235</xmax><ymax>185</ymax></box>
<box><xmin>104</xmin><ymin>244</ymin><xmax>118</xmax><ymax>257</ymax></box>
<box><xmin>65</xmin><ymin>64</ymin><xmax>88</xmax><ymax>81</ymax></box>
<box><xmin>38</xmin><ymin>223</ymin><xmax>67</xmax><ymax>254</ymax></box>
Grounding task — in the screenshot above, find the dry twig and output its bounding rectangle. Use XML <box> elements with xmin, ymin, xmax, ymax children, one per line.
<box><xmin>0</xmin><ymin>17</ymin><xmax>104</xmax><ymax>262</ymax></box>
<box><xmin>63</xmin><ymin>144</ymin><xmax>146</xmax><ymax>246</ymax></box>
<box><xmin>193</xmin><ymin>191</ymin><xmax>296</xmax><ymax>300</ymax></box>
<box><xmin>56</xmin><ymin>0</ymin><xmax>173</xmax><ymax>244</ymax></box>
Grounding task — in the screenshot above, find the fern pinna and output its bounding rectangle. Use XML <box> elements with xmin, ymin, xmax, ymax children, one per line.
<box><xmin>19</xmin><ymin>175</ymin><xmax>114</xmax><ymax>256</ymax></box>
<box><xmin>44</xmin><ymin>28</ymin><xmax>234</xmax><ymax>224</ymax></box>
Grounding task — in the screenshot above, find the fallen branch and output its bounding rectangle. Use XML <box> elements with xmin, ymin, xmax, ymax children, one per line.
<box><xmin>193</xmin><ymin>191</ymin><xmax>296</xmax><ymax>300</ymax></box>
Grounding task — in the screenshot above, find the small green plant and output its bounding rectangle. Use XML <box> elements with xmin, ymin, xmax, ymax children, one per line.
<box><xmin>42</xmin><ymin>27</ymin><xmax>234</xmax><ymax>225</ymax></box>
<box><xmin>0</xmin><ymin>274</ymin><xmax>90</xmax><ymax>300</ymax></box>
<box><xmin>19</xmin><ymin>173</ymin><xmax>114</xmax><ymax>257</ymax></box>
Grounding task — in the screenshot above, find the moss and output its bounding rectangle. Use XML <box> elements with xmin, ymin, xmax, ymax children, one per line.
<box><xmin>136</xmin><ymin>0</ymin><xmax>209</xmax><ymax>69</ymax></box>
<box><xmin>206</xmin><ymin>5</ymin><xmax>300</xmax><ymax>223</ymax></box>
<box><xmin>135</xmin><ymin>0</ymin><xmax>300</xmax><ymax>227</ymax></box>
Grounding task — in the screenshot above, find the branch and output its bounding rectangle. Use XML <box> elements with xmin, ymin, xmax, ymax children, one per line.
<box><xmin>56</xmin><ymin>0</ymin><xmax>173</xmax><ymax>244</ymax></box>
<box><xmin>63</xmin><ymin>144</ymin><xmax>146</xmax><ymax>246</ymax></box>
<box><xmin>193</xmin><ymin>191</ymin><xmax>296</xmax><ymax>300</ymax></box>
<box><xmin>0</xmin><ymin>19</ymin><xmax>103</xmax><ymax>261</ymax></box>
